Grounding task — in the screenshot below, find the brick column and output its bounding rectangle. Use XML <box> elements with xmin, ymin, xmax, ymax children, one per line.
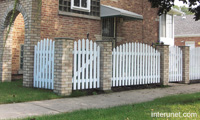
<box><xmin>156</xmin><ymin>45</ymin><xmax>169</xmax><ymax>86</ymax></box>
<box><xmin>54</xmin><ymin>38</ymin><xmax>74</xmax><ymax>96</ymax></box>
<box><xmin>96</xmin><ymin>40</ymin><xmax>112</xmax><ymax>91</ymax></box>
<box><xmin>179</xmin><ymin>46</ymin><xmax>190</xmax><ymax>84</ymax></box>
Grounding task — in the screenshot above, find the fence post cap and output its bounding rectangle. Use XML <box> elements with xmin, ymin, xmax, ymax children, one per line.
<box><xmin>96</xmin><ymin>40</ymin><xmax>113</xmax><ymax>43</ymax></box>
<box><xmin>156</xmin><ymin>44</ymin><xmax>170</xmax><ymax>46</ymax></box>
<box><xmin>54</xmin><ymin>37</ymin><xmax>75</xmax><ymax>40</ymax></box>
<box><xmin>178</xmin><ymin>46</ymin><xmax>190</xmax><ymax>47</ymax></box>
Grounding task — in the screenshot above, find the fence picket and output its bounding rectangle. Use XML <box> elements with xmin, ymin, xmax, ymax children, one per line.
<box><xmin>113</xmin><ymin>48</ymin><xmax>116</xmax><ymax>87</ymax></box>
<box><xmin>34</xmin><ymin>39</ymin><xmax>54</xmax><ymax>90</ymax></box>
<box><xmin>131</xmin><ymin>43</ymin><xmax>134</xmax><ymax>85</ymax></box>
<box><xmin>112</xmin><ymin>42</ymin><xmax>161</xmax><ymax>87</ymax></box>
<box><xmin>82</xmin><ymin>39</ymin><xmax>85</xmax><ymax>89</ymax></box>
<box><xmin>169</xmin><ymin>46</ymin><xmax>182</xmax><ymax>82</ymax></box>
<box><xmin>78</xmin><ymin>40</ymin><xmax>81</xmax><ymax>90</ymax></box>
<box><xmin>116</xmin><ymin>47</ymin><xmax>119</xmax><ymax>86</ymax></box>
<box><xmin>86</xmin><ymin>40</ymin><xmax>89</xmax><ymax>89</ymax></box>
<box><xmin>73</xmin><ymin>39</ymin><xmax>100</xmax><ymax>90</ymax></box>
<box><xmin>128</xmin><ymin>43</ymin><xmax>131</xmax><ymax>85</ymax></box>
<box><xmin>97</xmin><ymin>46</ymin><xmax>100</xmax><ymax>88</ymax></box>
<box><xmin>94</xmin><ymin>43</ymin><xmax>97</xmax><ymax>88</ymax></box>
<box><xmin>190</xmin><ymin>47</ymin><xmax>200</xmax><ymax>80</ymax></box>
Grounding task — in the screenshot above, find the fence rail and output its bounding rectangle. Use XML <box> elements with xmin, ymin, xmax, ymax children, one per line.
<box><xmin>190</xmin><ymin>48</ymin><xmax>200</xmax><ymax>80</ymax></box>
<box><xmin>34</xmin><ymin>39</ymin><xmax>55</xmax><ymax>90</ymax></box>
<box><xmin>112</xmin><ymin>43</ymin><xmax>160</xmax><ymax>87</ymax></box>
<box><xmin>169</xmin><ymin>46</ymin><xmax>182</xmax><ymax>82</ymax></box>
<box><xmin>73</xmin><ymin>39</ymin><xmax>100</xmax><ymax>90</ymax></box>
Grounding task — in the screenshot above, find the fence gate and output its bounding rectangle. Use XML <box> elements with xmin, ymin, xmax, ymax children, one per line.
<box><xmin>190</xmin><ymin>47</ymin><xmax>200</xmax><ymax>80</ymax></box>
<box><xmin>169</xmin><ymin>46</ymin><xmax>182</xmax><ymax>82</ymax></box>
<box><xmin>34</xmin><ymin>39</ymin><xmax>55</xmax><ymax>90</ymax></box>
<box><xmin>73</xmin><ymin>39</ymin><xmax>100</xmax><ymax>90</ymax></box>
<box><xmin>112</xmin><ymin>43</ymin><xmax>160</xmax><ymax>87</ymax></box>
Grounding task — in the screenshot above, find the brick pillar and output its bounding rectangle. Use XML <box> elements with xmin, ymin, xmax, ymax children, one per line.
<box><xmin>54</xmin><ymin>38</ymin><xmax>74</xmax><ymax>96</ymax></box>
<box><xmin>1</xmin><ymin>25</ymin><xmax>14</xmax><ymax>82</ymax></box>
<box><xmin>179</xmin><ymin>46</ymin><xmax>190</xmax><ymax>84</ymax></box>
<box><xmin>156</xmin><ymin>45</ymin><xmax>169</xmax><ymax>86</ymax></box>
<box><xmin>96</xmin><ymin>40</ymin><xmax>112</xmax><ymax>91</ymax></box>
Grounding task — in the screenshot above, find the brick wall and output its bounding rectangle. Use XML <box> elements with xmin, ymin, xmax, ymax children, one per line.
<box><xmin>40</xmin><ymin>0</ymin><xmax>101</xmax><ymax>41</ymax></box>
<box><xmin>0</xmin><ymin>0</ymin><xmax>41</xmax><ymax>85</ymax></box>
<box><xmin>175</xmin><ymin>37</ymin><xmax>200</xmax><ymax>47</ymax></box>
<box><xmin>40</xmin><ymin>0</ymin><xmax>158</xmax><ymax>44</ymax></box>
<box><xmin>12</xmin><ymin>13</ymin><xmax>25</xmax><ymax>75</ymax></box>
<box><xmin>101</xmin><ymin>0</ymin><xmax>159</xmax><ymax>45</ymax></box>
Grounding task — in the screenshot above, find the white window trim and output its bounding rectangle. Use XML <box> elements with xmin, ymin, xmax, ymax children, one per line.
<box><xmin>71</xmin><ymin>0</ymin><xmax>91</xmax><ymax>12</ymax></box>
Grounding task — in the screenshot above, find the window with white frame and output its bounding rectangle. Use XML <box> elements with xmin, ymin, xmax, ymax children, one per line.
<box><xmin>166</xmin><ymin>14</ymin><xmax>173</xmax><ymax>39</ymax></box>
<box><xmin>160</xmin><ymin>14</ymin><xmax>174</xmax><ymax>39</ymax></box>
<box><xmin>71</xmin><ymin>0</ymin><xmax>91</xmax><ymax>12</ymax></box>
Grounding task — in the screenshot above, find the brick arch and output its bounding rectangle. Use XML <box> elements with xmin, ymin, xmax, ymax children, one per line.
<box><xmin>0</xmin><ymin>2</ymin><xmax>29</xmax><ymax>82</ymax></box>
<box><xmin>0</xmin><ymin>3</ymin><xmax>29</xmax><ymax>31</ymax></box>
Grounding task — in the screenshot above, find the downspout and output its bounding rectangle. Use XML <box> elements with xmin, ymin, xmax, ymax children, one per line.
<box><xmin>114</xmin><ymin>17</ymin><xmax>117</xmax><ymax>49</ymax></box>
<box><xmin>142</xmin><ymin>0</ymin><xmax>144</xmax><ymax>43</ymax></box>
<box><xmin>158</xmin><ymin>16</ymin><xmax>161</xmax><ymax>43</ymax></box>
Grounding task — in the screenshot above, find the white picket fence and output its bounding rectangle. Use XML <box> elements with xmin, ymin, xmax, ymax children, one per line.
<box><xmin>112</xmin><ymin>43</ymin><xmax>160</xmax><ymax>87</ymax></box>
<box><xmin>34</xmin><ymin>39</ymin><xmax>55</xmax><ymax>90</ymax></box>
<box><xmin>169</xmin><ymin>46</ymin><xmax>182</xmax><ymax>82</ymax></box>
<box><xmin>190</xmin><ymin>47</ymin><xmax>200</xmax><ymax>80</ymax></box>
<box><xmin>73</xmin><ymin>39</ymin><xmax>100</xmax><ymax>90</ymax></box>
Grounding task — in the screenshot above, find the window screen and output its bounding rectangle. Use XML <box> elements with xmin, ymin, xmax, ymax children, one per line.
<box><xmin>102</xmin><ymin>18</ymin><xmax>115</xmax><ymax>37</ymax></box>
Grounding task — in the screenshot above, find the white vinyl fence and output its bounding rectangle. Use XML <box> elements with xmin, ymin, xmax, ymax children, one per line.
<box><xmin>112</xmin><ymin>43</ymin><xmax>160</xmax><ymax>87</ymax></box>
<box><xmin>73</xmin><ymin>39</ymin><xmax>100</xmax><ymax>90</ymax></box>
<box><xmin>169</xmin><ymin>46</ymin><xmax>182</xmax><ymax>82</ymax></box>
<box><xmin>190</xmin><ymin>47</ymin><xmax>200</xmax><ymax>80</ymax></box>
<box><xmin>34</xmin><ymin>39</ymin><xmax>55</xmax><ymax>89</ymax></box>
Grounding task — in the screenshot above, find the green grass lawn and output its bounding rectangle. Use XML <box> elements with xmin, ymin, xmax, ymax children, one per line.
<box><xmin>0</xmin><ymin>80</ymin><xmax>62</xmax><ymax>104</ymax></box>
<box><xmin>24</xmin><ymin>92</ymin><xmax>200</xmax><ymax>120</ymax></box>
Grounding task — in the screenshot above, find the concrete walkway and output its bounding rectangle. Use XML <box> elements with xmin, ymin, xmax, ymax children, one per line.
<box><xmin>1</xmin><ymin>83</ymin><xmax>200</xmax><ymax>120</ymax></box>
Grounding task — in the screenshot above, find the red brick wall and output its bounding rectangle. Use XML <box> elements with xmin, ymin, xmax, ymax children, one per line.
<box><xmin>40</xmin><ymin>0</ymin><xmax>158</xmax><ymax>44</ymax></box>
<box><xmin>101</xmin><ymin>0</ymin><xmax>159</xmax><ymax>45</ymax></box>
<box><xmin>175</xmin><ymin>37</ymin><xmax>200</xmax><ymax>47</ymax></box>
<box><xmin>10</xmin><ymin>0</ymin><xmax>159</xmax><ymax>75</ymax></box>
<box><xmin>40</xmin><ymin>0</ymin><xmax>101</xmax><ymax>41</ymax></box>
<box><xmin>12</xmin><ymin>13</ymin><xmax>25</xmax><ymax>75</ymax></box>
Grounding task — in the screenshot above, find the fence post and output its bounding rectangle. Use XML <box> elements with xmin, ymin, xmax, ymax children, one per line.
<box><xmin>156</xmin><ymin>45</ymin><xmax>169</xmax><ymax>86</ymax></box>
<box><xmin>96</xmin><ymin>40</ymin><xmax>112</xmax><ymax>91</ymax></box>
<box><xmin>54</xmin><ymin>37</ymin><xmax>74</xmax><ymax>96</ymax></box>
<box><xmin>179</xmin><ymin>46</ymin><xmax>190</xmax><ymax>84</ymax></box>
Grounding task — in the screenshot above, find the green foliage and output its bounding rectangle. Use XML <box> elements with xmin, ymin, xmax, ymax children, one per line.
<box><xmin>1</xmin><ymin>0</ymin><xmax>19</xmax><ymax>62</ymax></box>
<box><xmin>92</xmin><ymin>91</ymin><xmax>98</xmax><ymax>95</ymax></box>
<box><xmin>1</xmin><ymin>0</ymin><xmax>42</xmax><ymax>63</ymax></box>
<box><xmin>173</xmin><ymin>5</ymin><xmax>180</xmax><ymax>10</ymax></box>
<box><xmin>148</xmin><ymin>0</ymin><xmax>200</xmax><ymax>20</ymax></box>
<box><xmin>173</xmin><ymin>5</ymin><xmax>194</xmax><ymax>15</ymax></box>
<box><xmin>180</xmin><ymin>6</ymin><xmax>194</xmax><ymax>15</ymax></box>
<box><xmin>24</xmin><ymin>92</ymin><xmax>200</xmax><ymax>120</ymax></box>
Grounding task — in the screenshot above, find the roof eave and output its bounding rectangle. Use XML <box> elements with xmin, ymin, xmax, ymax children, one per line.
<box><xmin>101</xmin><ymin>5</ymin><xmax>143</xmax><ymax>20</ymax></box>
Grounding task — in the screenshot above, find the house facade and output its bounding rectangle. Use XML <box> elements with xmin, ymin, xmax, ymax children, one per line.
<box><xmin>174</xmin><ymin>15</ymin><xmax>200</xmax><ymax>49</ymax></box>
<box><xmin>0</xmin><ymin>0</ymin><xmax>159</xmax><ymax>84</ymax></box>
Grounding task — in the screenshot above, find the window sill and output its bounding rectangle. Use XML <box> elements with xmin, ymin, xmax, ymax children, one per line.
<box><xmin>71</xmin><ymin>6</ymin><xmax>90</xmax><ymax>12</ymax></box>
<box><xmin>58</xmin><ymin>11</ymin><xmax>101</xmax><ymax>20</ymax></box>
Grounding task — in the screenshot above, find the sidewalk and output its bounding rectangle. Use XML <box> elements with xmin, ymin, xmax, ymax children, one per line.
<box><xmin>1</xmin><ymin>83</ymin><xmax>200</xmax><ymax>119</ymax></box>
